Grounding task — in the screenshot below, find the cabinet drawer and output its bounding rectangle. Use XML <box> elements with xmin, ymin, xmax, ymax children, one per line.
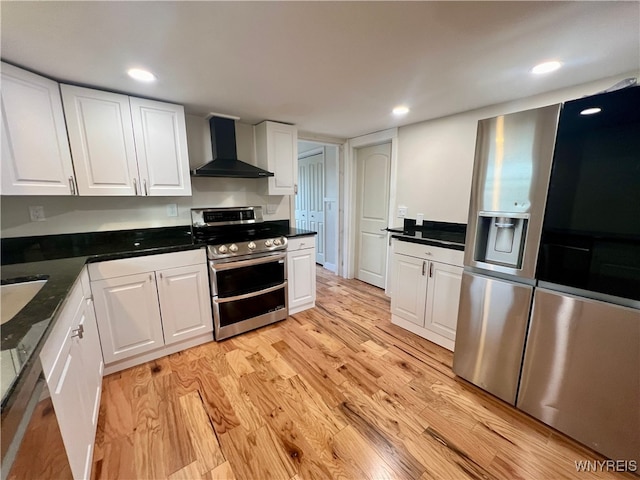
<box><xmin>287</xmin><ymin>236</ymin><xmax>316</xmax><ymax>251</ymax></box>
<box><xmin>393</xmin><ymin>239</ymin><xmax>463</xmax><ymax>267</ymax></box>
<box><xmin>88</xmin><ymin>248</ymin><xmax>205</xmax><ymax>281</ymax></box>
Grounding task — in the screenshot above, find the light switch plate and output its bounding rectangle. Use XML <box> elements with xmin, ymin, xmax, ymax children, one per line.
<box><xmin>416</xmin><ymin>213</ymin><xmax>424</xmax><ymax>226</ymax></box>
<box><xmin>397</xmin><ymin>206</ymin><xmax>408</xmax><ymax>218</ymax></box>
<box><xmin>29</xmin><ymin>206</ymin><xmax>45</xmax><ymax>222</ymax></box>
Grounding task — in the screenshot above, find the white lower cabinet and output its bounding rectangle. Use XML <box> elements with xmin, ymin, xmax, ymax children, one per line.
<box><xmin>390</xmin><ymin>239</ymin><xmax>463</xmax><ymax>351</ymax></box>
<box><xmin>91</xmin><ymin>272</ymin><xmax>164</xmax><ymax>364</ymax></box>
<box><xmin>89</xmin><ymin>249</ymin><xmax>213</xmax><ymax>373</ymax></box>
<box><xmin>40</xmin><ymin>267</ymin><xmax>103</xmax><ymax>480</ymax></box>
<box><xmin>287</xmin><ymin>236</ymin><xmax>317</xmax><ymax>314</ymax></box>
<box><xmin>157</xmin><ymin>263</ymin><xmax>213</xmax><ymax>345</ymax></box>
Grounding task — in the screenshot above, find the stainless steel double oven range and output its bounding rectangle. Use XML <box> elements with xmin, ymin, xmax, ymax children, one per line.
<box><xmin>191</xmin><ymin>207</ymin><xmax>288</xmax><ymax>340</ymax></box>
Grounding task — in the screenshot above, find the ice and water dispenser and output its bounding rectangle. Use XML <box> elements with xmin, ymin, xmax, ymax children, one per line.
<box><xmin>473</xmin><ymin>212</ymin><xmax>529</xmax><ymax>269</ymax></box>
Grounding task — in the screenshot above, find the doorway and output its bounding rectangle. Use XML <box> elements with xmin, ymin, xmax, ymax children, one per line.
<box><xmin>296</xmin><ymin>141</ymin><xmax>340</xmax><ymax>273</ymax></box>
<box><xmin>354</xmin><ymin>142</ymin><xmax>391</xmax><ymax>289</ymax></box>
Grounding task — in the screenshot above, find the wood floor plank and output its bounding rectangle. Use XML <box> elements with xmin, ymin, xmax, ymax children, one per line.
<box><xmin>167</xmin><ymin>460</ymin><xmax>202</xmax><ymax>480</ymax></box>
<box><xmin>152</xmin><ymin>375</ymin><xmax>198</xmax><ymax>475</ymax></box>
<box><xmin>178</xmin><ymin>390</ymin><xmax>226</xmax><ymax>474</ymax></box>
<box><xmin>202</xmin><ymin>461</ymin><xmax>237</xmax><ymax>480</ymax></box>
<box><xmin>220</xmin><ymin>424</ymin><xmax>296</xmax><ymax>480</ymax></box>
<box><xmin>330</xmin><ymin>425</ymin><xmax>397</xmax><ymax>480</ymax></box>
<box><xmin>217</xmin><ymin>374</ymin><xmax>266</xmax><ymax>433</ymax></box>
<box><xmin>90</xmin><ymin>266</ymin><xmax>622</xmax><ymax>480</ymax></box>
<box><xmin>91</xmin><ymin>436</ymin><xmax>136</xmax><ymax>480</ymax></box>
<box><xmin>272</xmin><ymin>339</ymin><xmax>346</xmax><ymax>408</ymax></box>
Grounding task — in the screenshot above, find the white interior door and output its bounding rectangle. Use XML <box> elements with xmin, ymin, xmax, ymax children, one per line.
<box><xmin>297</xmin><ymin>152</ymin><xmax>325</xmax><ymax>265</ymax></box>
<box><xmin>355</xmin><ymin>142</ymin><xmax>391</xmax><ymax>288</ymax></box>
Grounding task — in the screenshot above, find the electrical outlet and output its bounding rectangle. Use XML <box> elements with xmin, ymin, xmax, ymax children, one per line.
<box><xmin>166</xmin><ymin>204</ymin><xmax>178</xmax><ymax>217</ymax></box>
<box><xmin>397</xmin><ymin>206</ymin><xmax>408</xmax><ymax>218</ymax></box>
<box><xmin>266</xmin><ymin>203</ymin><xmax>277</xmax><ymax>215</ymax></box>
<box><xmin>416</xmin><ymin>213</ymin><xmax>424</xmax><ymax>226</ymax></box>
<box><xmin>29</xmin><ymin>206</ymin><xmax>45</xmax><ymax>222</ymax></box>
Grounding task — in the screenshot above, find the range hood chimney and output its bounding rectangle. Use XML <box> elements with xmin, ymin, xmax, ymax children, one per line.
<box><xmin>191</xmin><ymin>115</ymin><xmax>274</xmax><ymax>178</ymax></box>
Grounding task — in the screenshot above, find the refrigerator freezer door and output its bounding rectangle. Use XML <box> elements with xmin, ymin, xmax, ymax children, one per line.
<box><xmin>464</xmin><ymin>104</ymin><xmax>561</xmax><ymax>279</ymax></box>
<box><xmin>453</xmin><ymin>271</ymin><xmax>533</xmax><ymax>404</ymax></box>
<box><xmin>517</xmin><ymin>289</ymin><xmax>640</xmax><ymax>463</ymax></box>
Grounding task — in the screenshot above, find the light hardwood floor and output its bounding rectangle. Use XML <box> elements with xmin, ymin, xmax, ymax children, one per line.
<box><xmin>87</xmin><ymin>267</ymin><xmax>635</xmax><ymax>480</ymax></box>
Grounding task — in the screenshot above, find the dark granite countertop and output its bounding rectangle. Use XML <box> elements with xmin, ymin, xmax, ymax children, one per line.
<box><xmin>389</xmin><ymin>219</ymin><xmax>467</xmax><ymax>251</ymax></box>
<box><xmin>283</xmin><ymin>227</ymin><xmax>317</xmax><ymax>238</ymax></box>
<box><xmin>0</xmin><ymin>226</ymin><xmax>202</xmax><ymax>409</ymax></box>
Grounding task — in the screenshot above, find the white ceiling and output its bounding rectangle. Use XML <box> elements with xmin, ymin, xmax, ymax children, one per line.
<box><xmin>1</xmin><ymin>2</ymin><xmax>638</xmax><ymax>139</ymax></box>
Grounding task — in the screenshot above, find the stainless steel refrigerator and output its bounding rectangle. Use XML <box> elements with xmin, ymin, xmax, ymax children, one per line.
<box><xmin>454</xmin><ymin>86</ymin><xmax>640</xmax><ymax>464</ymax></box>
<box><xmin>453</xmin><ymin>104</ymin><xmax>561</xmax><ymax>405</ymax></box>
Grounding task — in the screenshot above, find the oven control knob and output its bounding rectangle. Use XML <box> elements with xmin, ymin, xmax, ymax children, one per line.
<box><xmin>265</xmin><ymin>239</ymin><xmax>273</xmax><ymax>247</ymax></box>
<box><xmin>273</xmin><ymin>238</ymin><xmax>282</xmax><ymax>246</ymax></box>
<box><xmin>229</xmin><ymin>244</ymin><xmax>239</xmax><ymax>253</ymax></box>
<box><xmin>247</xmin><ymin>241</ymin><xmax>256</xmax><ymax>250</ymax></box>
<box><xmin>218</xmin><ymin>245</ymin><xmax>228</xmax><ymax>254</ymax></box>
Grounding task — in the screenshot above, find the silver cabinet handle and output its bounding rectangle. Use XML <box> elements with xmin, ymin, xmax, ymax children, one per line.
<box><xmin>422</xmin><ymin>260</ymin><xmax>426</xmax><ymax>276</ymax></box>
<box><xmin>71</xmin><ymin>324</ymin><xmax>84</xmax><ymax>339</ymax></box>
<box><xmin>69</xmin><ymin>176</ymin><xmax>76</xmax><ymax>195</ymax></box>
<box><xmin>159</xmin><ymin>272</ymin><xmax>163</xmax><ymax>279</ymax></box>
<box><xmin>143</xmin><ymin>179</ymin><xmax>148</xmax><ymax>196</ymax></box>
<box><xmin>429</xmin><ymin>263</ymin><xmax>433</xmax><ymax>278</ymax></box>
<box><xmin>424</xmin><ymin>251</ymin><xmax>432</xmax><ymax>256</ymax></box>
<box><xmin>133</xmin><ymin>178</ymin><xmax>138</xmax><ymax>195</ymax></box>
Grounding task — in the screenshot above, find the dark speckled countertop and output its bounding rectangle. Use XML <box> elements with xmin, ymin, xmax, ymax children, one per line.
<box><xmin>389</xmin><ymin>219</ymin><xmax>467</xmax><ymax>251</ymax></box>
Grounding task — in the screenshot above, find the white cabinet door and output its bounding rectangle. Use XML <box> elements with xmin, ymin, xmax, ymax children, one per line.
<box><xmin>424</xmin><ymin>262</ymin><xmax>463</xmax><ymax>341</ymax></box>
<box><xmin>49</xmin><ymin>330</ymin><xmax>91</xmax><ymax>480</ymax></box>
<box><xmin>1</xmin><ymin>62</ymin><xmax>75</xmax><ymax>195</ymax></box>
<box><xmin>157</xmin><ymin>263</ymin><xmax>212</xmax><ymax>345</ymax></box>
<box><xmin>130</xmin><ymin>97</ymin><xmax>191</xmax><ymax>196</ymax></box>
<box><xmin>43</xmin><ymin>280</ymin><xmax>99</xmax><ymax>480</ymax></box>
<box><xmin>256</xmin><ymin>121</ymin><xmax>298</xmax><ymax>195</ymax></box>
<box><xmin>390</xmin><ymin>253</ymin><xmax>428</xmax><ymax>327</ymax></box>
<box><xmin>81</xmin><ymin>296</ymin><xmax>104</xmax><ymax>432</ymax></box>
<box><xmin>92</xmin><ymin>272</ymin><xmax>164</xmax><ymax>363</ymax></box>
<box><xmin>287</xmin><ymin>246</ymin><xmax>316</xmax><ymax>314</ymax></box>
<box><xmin>61</xmin><ymin>84</ymin><xmax>140</xmax><ymax>196</ymax></box>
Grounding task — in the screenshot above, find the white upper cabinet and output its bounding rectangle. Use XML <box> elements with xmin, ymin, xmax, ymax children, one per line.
<box><xmin>255</xmin><ymin>121</ymin><xmax>298</xmax><ymax>195</ymax></box>
<box><xmin>1</xmin><ymin>62</ymin><xmax>75</xmax><ymax>195</ymax></box>
<box><xmin>61</xmin><ymin>85</ymin><xmax>139</xmax><ymax>196</ymax></box>
<box><xmin>130</xmin><ymin>97</ymin><xmax>191</xmax><ymax>196</ymax></box>
<box><xmin>61</xmin><ymin>84</ymin><xmax>191</xmax><ymax>196</ymax></box>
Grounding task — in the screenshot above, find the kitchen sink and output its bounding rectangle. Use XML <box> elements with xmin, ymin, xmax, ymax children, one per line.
<box><xmin>1</xmin><ymin>279</ymin><xmax>48</xmax><ymax>325</ymax></box>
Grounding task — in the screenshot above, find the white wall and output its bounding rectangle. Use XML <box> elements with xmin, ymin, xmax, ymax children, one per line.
<box><xmin>393</xmin><ymin>72</ymin><xmax>639</xmax><ymax>226</ymax></box>
<box><xmin>0</xmin><ymin>115</ymin><xmax>290</xmax><ymax>238</ymax></box>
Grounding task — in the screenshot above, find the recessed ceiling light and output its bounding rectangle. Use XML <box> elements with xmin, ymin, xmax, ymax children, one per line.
<box><xmin>127</xmin><ymin>68</ymin><xmax>156</xmax><ymax>82</ymax></box>
<box><xmin>531</xmin><ymin>61</ymin><xmax>562</xmax><ymax>75</ymax></box>
<box><xmin>580</xmin><ymin>107</ymin><xmax>602</xmax><ymax>116</ymax></box>
<box><xmin>392</xmin><ymin>105</ymin><xmax>410</xmax><ymax>116</ymax></box>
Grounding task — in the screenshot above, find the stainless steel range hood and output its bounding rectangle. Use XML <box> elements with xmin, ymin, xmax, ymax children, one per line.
<box><xmin>191</xmin><ymin>116</ymin><xmax>274</xmax><ymax>178</ymax></box>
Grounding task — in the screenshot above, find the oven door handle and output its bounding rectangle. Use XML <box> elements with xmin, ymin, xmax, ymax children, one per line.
<box><xmin>211</xmin><ymin>252</ymin><xmax>287</xmax><ymax>271</ymax></box>
<box><xmin>214</xmin><ymin>282</ymin><xmax>286</xmax><ymax>304</ymax></box>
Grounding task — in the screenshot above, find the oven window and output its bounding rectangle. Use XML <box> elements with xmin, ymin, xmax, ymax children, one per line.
<box><xmin>215</xmin><ymin>259</ymin><xmax>285</xmax><ymax>297</ymax></box>
<box><xmin>218</xmin><ymin>288</ymin><xmax>286</xmax><ymax>327</ymax></box>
